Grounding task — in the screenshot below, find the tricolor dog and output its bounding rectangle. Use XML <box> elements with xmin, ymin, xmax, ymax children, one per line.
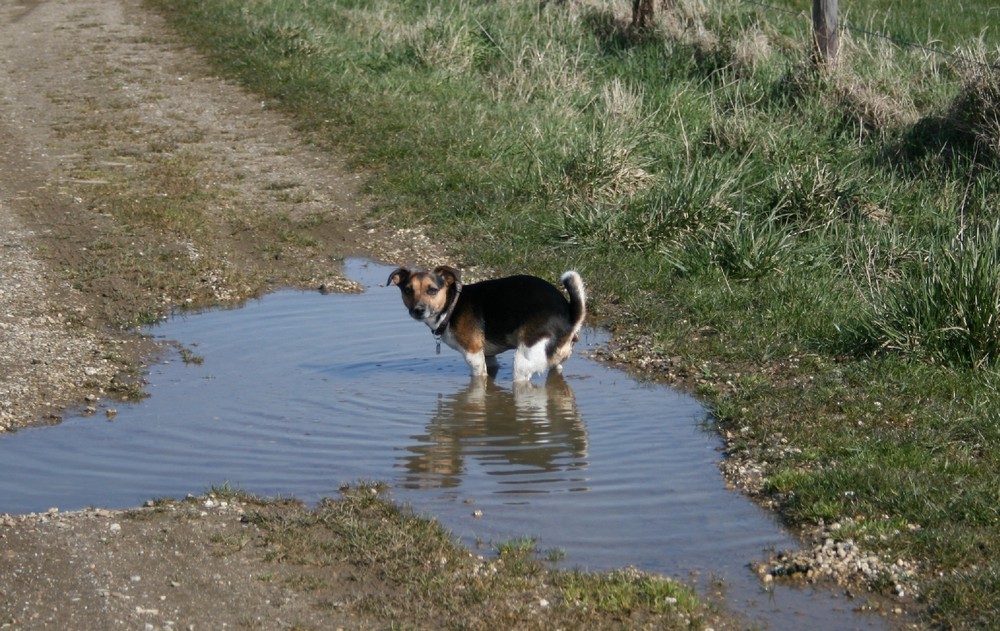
<box><xmin>388</xmin><ymin>266</ymin><xmax>586</xmax><ymax>382</ymax></box>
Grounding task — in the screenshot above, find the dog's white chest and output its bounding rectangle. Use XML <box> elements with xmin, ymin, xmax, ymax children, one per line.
<box><xmin>438</xmin><ymin>328</ymin><xmax>464</xmax><ymax>353</ymax></box>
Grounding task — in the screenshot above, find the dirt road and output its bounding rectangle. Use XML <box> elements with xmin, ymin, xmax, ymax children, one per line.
<box><xmin>0</xmin><ymin>0</ymin><xmax>444</xmax><ymax>433</ymax></box>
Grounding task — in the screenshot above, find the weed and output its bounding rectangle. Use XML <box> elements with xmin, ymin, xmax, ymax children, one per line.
<box><xmin>848</xmin><ymin>221</ymin><xmax>1000</xmax><ymax>368</ymax></box>
<box><xmin>556</xmin><ymin>566</ymin><xmax>699</xmax><ymax>615</ymax></box>
<box><xmin>178</xmin><ymin>346</ymin><xmax>204</xmax><ymax>365</ymax></box>
<box><xmin>708</xmin><ymin>208</ymin><xmax>797</xmax><ymax>281</ymax></box>
<box><xmin>545</xmin><ymin>547</ymin><xmax>567</xmax><ymax>562</ymax></box>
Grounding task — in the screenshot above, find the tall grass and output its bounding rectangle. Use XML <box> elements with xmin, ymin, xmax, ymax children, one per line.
<box><xmin>148</xmin><ymin>0</ymin><xmax>1000</xmax><ymax>626</ymax></box>
<box><xmin>848</xmin><ymin>221</ymin><xmax>1000</xmax><ymax>368</ymax></box>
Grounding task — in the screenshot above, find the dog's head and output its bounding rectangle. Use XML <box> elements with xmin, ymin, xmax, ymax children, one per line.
<box><xmin>387</xmin><ymin>265</ymin><xmax>462</xmax><ymax>325</ymax></box>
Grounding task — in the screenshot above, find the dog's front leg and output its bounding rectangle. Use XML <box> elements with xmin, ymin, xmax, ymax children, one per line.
<box><xmin>464</xmin><ymin>351</ymin><xmax>489</xmax><ymax>378</ymax></box>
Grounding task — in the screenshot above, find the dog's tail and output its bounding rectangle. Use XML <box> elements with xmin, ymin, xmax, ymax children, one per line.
<box><xmin>561</xmin><ymin>270</ymin><xmax>587</xmax><ymax>340</ymax></box>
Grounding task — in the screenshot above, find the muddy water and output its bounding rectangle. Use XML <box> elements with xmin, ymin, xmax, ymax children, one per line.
<box><xmin>0</xmin><ymin>259</ymin><xmax>886</xmax><ymax>630</ymax></box>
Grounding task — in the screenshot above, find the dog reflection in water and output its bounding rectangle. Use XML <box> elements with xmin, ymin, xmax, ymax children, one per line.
<box><xmin>399</xmin><ymin>371</ymin><xmax>588</xmax><ymax>490</ymax></box>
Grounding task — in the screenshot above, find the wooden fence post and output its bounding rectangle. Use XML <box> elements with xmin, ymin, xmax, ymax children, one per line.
<box><xmin>631</xmin><ymin>0</ymin><xmax>675</xmax><ymax>31</ymax></box>
<box><xmin>812</xmin><ymin>0</ymin><xmax>839</xmax><ymax>66</ymax></box>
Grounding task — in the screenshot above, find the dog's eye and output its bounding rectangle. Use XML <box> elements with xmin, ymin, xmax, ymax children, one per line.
<box><xmin>402</xmin><ymin>285</ymin><xmax>414</xmax><ymax>295</ymax></box>
<box><xmin>426</xmin><ymin>287</ymin><xmax>439</xmax><ymax>296</ymax></box>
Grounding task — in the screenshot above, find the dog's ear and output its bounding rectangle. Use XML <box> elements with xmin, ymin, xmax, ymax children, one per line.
<box><xmin>387</xmin><ymin>266</ymin><xmax>411</xmax><ymax>288</ymax></box>
<box><xmin>433</xmin><ymin>265</ymin><xmax>462</xmax><ymax>291</ymax></box>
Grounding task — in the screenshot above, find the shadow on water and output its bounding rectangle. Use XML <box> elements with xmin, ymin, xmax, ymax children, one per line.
<box><xmin>0</xmin><ymin>259</ymin><xmax>888</xmax><ymax>631</ymax></box>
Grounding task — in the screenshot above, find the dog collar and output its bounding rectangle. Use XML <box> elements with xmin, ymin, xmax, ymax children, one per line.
<box><xmin>431</xmin><ymin>285</ymin><xmax>462</xmax><ymax>338</ymax></box>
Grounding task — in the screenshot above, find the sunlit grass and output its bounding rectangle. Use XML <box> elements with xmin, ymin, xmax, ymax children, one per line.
<box><xmin>230</xmin><ymin>484</ymin><xmax>716</xmax><ymax>628</ymax></box>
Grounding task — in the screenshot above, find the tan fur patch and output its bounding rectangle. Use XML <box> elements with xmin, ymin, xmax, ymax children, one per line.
<box><xmin>448</xmin><ymin>311</ymin><xmax>483</xmax><ymax>354</ymax></box>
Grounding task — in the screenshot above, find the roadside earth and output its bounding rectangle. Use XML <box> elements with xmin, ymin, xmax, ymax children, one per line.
<box><xmin>1</xmin><ymin>498</ymin><xmax>375</xmax><ymax>630</ymax></box>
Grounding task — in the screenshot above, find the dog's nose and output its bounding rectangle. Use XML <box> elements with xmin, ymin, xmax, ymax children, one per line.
<box><xmin>410</xmin><ymin>305</ymin><xmax>426</xmax><ymax>319</ymax></box>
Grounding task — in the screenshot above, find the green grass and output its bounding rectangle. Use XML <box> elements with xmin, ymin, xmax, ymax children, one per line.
<box><xmin>229</xmin><ymin>484</ymin><xmax>718</xmax><ymax>629</ymax></box>
<box><xmin>146</xmin><ymin>0</ymin><xmax>999</xmax><ymax>626</ymax></box>
<box><xmin>762</xmin><ymin>0</ymin><xmax>1000</xmax><ymax>52</ymax></box>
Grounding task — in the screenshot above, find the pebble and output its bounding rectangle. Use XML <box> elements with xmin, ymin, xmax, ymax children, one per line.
<box><xmin>754</xmin><ymin>526</ymin><xmax>918</xmax><ymax>598</ymax></box>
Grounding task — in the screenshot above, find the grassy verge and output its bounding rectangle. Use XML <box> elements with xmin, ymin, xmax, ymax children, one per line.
<box><xmin>202</xmin><ymin>484</ymin><xmax>722</xmax><ymax>629</ymax></box>
<box><xmin>145</xmin><ymin>0</ymin><xmax>999</xmax><ymax>626</ymax></box>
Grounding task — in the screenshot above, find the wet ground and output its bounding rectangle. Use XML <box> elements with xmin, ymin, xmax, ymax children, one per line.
<box><xmin>0</xmin><ymin>260</ymin><xmax>887</xmax><ymax>631</ymax></box>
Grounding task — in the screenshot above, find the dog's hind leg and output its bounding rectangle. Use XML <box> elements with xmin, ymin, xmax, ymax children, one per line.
<box><xmin>485</xmin><ymin>354</ymin><xmax>499</xmax><ymax>377</ymax></box>
<box><xmin>513</xmin><ymin>338</ymin><xmax>550</xmax><ymax>382</ymax></box>
<box><xmin>549</xmin><ymin>336</ymin><xmax>575</xmax><ymax>371</ymax></box>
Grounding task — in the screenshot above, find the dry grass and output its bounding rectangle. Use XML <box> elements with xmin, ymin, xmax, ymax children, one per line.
<box><xmin>948</xmin><ymin>46</ymin><xmax>1000</xmax><ymax>160</ymax></box>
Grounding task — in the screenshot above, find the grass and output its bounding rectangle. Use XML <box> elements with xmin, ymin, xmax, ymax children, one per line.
<box><xmin>226</xmin><ymin>483</ymin><xmax>719</xmax><ymax>629</ymax></box>
<box><xmin>144</xmin><ymin>0</ymin><xmax>999</xmax><ymax>626</ymax></box>
<box><xmin>761</xmin><ymin>0</ymin><xmax>999</xmax><ymax>53</ymax></box>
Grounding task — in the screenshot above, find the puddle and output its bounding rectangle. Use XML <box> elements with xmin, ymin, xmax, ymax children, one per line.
<box><xmin>0</xmin><ymin>259</ymin><xmax>887</xmax><ymax>630</ymax></box>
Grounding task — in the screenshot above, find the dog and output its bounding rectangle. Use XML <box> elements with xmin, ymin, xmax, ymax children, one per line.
<box><xmin>388</xmin><ymin>265</ymin><xmax>586</xmax><ymax>382</ymax></box>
